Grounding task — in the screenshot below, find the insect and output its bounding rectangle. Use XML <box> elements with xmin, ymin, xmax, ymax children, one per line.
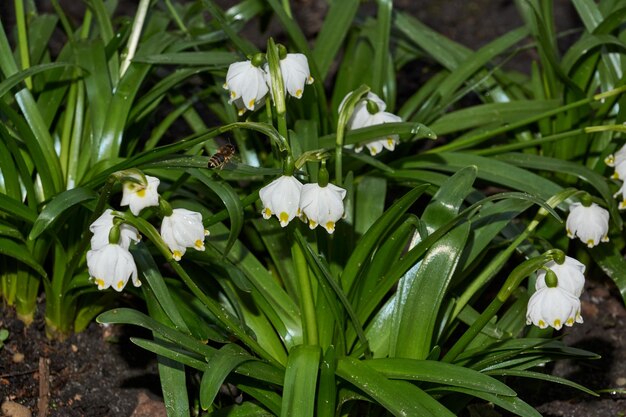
<box><xmin>207</xmin><ymin>143</ymin><xmax>236</xmax><ymax>169</ymax></box>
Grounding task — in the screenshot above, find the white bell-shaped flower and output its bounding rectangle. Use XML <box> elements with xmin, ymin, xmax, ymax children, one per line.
<box><xmin>224</xmin><ymin>60</ymin><xmax>269</xmax><ymax>112</ymax></box>
<box><xmin>535</xmin><ymin>256</ymin><xmax>586</xmax><ymax>297</ymax></box>
<box><xmin>89</xmin><ymin>209</ymin><xmax>140</xmax><ymax>250</ymax></box>
<box><xmin>343</xmin><ymin>92</ymin><xmax>402</xmax><ymax>156</ymax></box>
<box><xmin>299</xmin><ymin>183</ymin><xmax>346</xmax><ymax>234</ymax></box>
<box><xmin>120</xmin><ymin>174</ymin><xmax>160</xmax><ymax>216</ymax></box>
<box><xmin>605</xmin><ymin>143</ymin><xmax>626</xmax><ymax>167</ymax></box>
<box><xmin>259</xmin><ymin>175</ymin><xmax>303</xmax><ymax>227</ymax></box>
<box><xmin>160</xmin><ymin>208</ymin><xmax>208</xmax><ymax>261</ymax></box>
<box><xmin>526</xmin><ymin>286</ymin><xmax>583</xmax><ymax>330</ymax></box>
<box><xmin>565</xmin><ymin>202</ymin><xmax>609</xmax><ymax>247</ymax></box>
<box><xmin>86</xmin><ymin>244</ymin><xmax>140</xmax><ymax>291</ymax></box>
<box><xmin>272</xmin><ymin>53</ymin><xmax>314</xmax><ymax>99</ymax></box>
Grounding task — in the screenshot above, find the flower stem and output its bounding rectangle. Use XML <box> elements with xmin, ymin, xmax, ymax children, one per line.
<box><xmin>292</xmin><ymin>234</ymin><xmax>319</xmax><ymax>345</ymax></box>
<box><xmin>119</xmin><ymin>0</ymin><xmax>150</xmax><ymax>77</ymax></box>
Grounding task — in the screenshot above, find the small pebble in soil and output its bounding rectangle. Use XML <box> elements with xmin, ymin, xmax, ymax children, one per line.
<box><xmin>11</xmin><ymin>353</ymin><xmax>24</xmax><ymax>363</ymax></box>
<box><xmin>1</xmin><ymin>401</ymin><xmax>32</xmax><ymax>417</ymax></box>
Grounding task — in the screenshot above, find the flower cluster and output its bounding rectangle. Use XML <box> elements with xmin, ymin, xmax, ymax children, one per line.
<box><xmin>526</xmin><ymin>256</ymin><xmax>585</xmax><ymax>330</ymax></box>
<box><xmin>86</xmin><ymin>173</ymin><xmax>208</xmax><ymax>291</ymax></box>
<box><xmin>223</xmin><ymin>50</ymin><xmax>313</xmax><ymax>115</ymax></box>
<box><xmin>342</xmin><ymin>92</ymin><xmax>402</xmax><ymax>156</ymax></box>
<box><xmin>259</xmin><ymin>175</ymin><xmax>347</xmax><ymax>234</ymax></box>
<box><xmin>606</xmin><ymin>143</ymin><xmax>626</xmax><ymax>209</ymax></box>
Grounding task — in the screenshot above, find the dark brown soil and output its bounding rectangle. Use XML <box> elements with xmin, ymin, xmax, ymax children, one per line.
<box><xmin>0</xmin><ymin>304</ymin><xmax>163</xmax><ymax>417</ymax></box>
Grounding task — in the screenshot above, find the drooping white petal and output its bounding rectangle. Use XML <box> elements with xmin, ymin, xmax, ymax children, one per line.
<box><xmin>565</xmin><ymin>202</ymin><xmax>610</xmax><ymax>247</ymax></box>
<box><xmin>225</xmin><ymin>60</ymin><xmax>269</xmax><ymax>111</ymax></box>
<box><xmin>120</xmin><ymin>175</ymin><xmax>160</xmax><ymax>216</ymax></box>
<box><xmin>160</xmin><ymin>208</ymin><xmax>207</xmax><ymax>261</ymax></box>
<box><xmin>280</xmin><ymin>53</ymin><xmax>313</xmax><ymax>99</ymax></box>
<box><xmin>299</xmin><ymin>183</ymin><xmax>346</xmax><ymax>233</ymax></box>
<box><xmin>526</xmin><ymin>286</ymin><xmax>582</xmax><ymax>330</ymax></box>
<box><xmin>535</xmin><ymin>256</ymin><xmax>586</xmax><ymax>297</ymax></box>
<box><xmin>259</xmin><ymin>176</ymin><xmax>303</xmax><ymax>227</ymax></box>
<box><xmin>89</xmin><ymin>209</ymin><xmax>140</xmax><ymax>250</ymax></box>
<box><xmin>86</xmin><ymin>244</ymin><xmax>139</xmax><ymax>292</ymax></box>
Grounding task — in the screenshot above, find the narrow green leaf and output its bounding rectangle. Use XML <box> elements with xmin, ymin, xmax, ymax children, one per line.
<box><xmin>397</xmin><ymin>152</ymin><xmax>561</xmax><ymax>200</ymax></box>
<box><xmin>191</xmin><ymin>169</ymin><xmax>243</xmax><ymax>257</ymax></box>
<box><xmin>486</xmin><ymin>369</ymin><xmax>598</xmax><ymax>396</ymax></box>
<box><xmin>366</xmin><ymin>358</ymin><xmax>516</xmax><ymax>396</ymax></box>
<box><xmin>200</xmin><ymin>344</ymin><xmax>254</xmax><ymax>410</ymax></box>
<box><xmin>312</xmin><ymin>0</ymin><xmax>359</xmax><ymax>80</ymax></box>
<box><xmin>0</xmin><ymin>63</ymin><xmax>75</xmax><ymax>98</ymax></box>
<box><xmin>15</xmin><ymin>89</ymin><xmax>64</xmax><ymax>195</ymax></box>
<box><xmin>316</xmin><ymin>347</ymin><xmax>337</xmax><ymax>417</ymax></box>
<box><xmin>97</xmin><ymin>308</ymin><xmax>285</xmax><ymax>384</ymax></box>
<box><xmin>394</xmin><ymin>12</ymin><xmax>469</xmax><ymax>71</ymax></box>
<box><xmin>281</xmin><ymin>345</ymin><xmax>321</xmax><ymax>417</ymax></box>
<box><xmin>495</xmin><ymin>152</ymin><xmax>621</xmax><ymax>228</ymax></box>
<box><xmin>133</xmin><ymin>51</ymin><xmax>238</xmax><ymax>66</ymax></box>
<box><xmin>0</xmin><ymin>194</ymin><xmax>37</xmax><ymax>223</ymax></box>
<box><xmin>342</xmin><ymin>184</ymin><xmax>430</xmax><ymax>293</ymax></box>
<box><xmin>132</xmin><ymin>244</ymin><xmax>190</xmax><ymax>332</ymax></box>
<box><xmin>429</xmin><ymin>100</ymin><xmax>560</xmax><ymax>136</ymax></box>
<box><xmin>590</xmin><ymin>243</ymin><xmax>626</xmax><ymax>304</ymax></box>
<box><xmin>355</xmin><ymin>176</ymin><xmax>387</xmax><ymax>235</ymax></box>
<box><xmin>0</xmin><ymin>237</ymin><xmax>47</xmax><ymax>279</ymax></box>
<box><xmin>392</xmin><ymin>222</ymin><xmax>470</xmax><ymax>359</ymax></box>
<box><xmin>431</xmin><ymin>386</ymin><xmax>541</xmax><ymax>417</ymax></box>
<box><xmin>28</xmin><ymin>187</ymin><xmax>96</xmax><ymax>240</ymax></box>
<box><xmin>336</xmin><ymin>357</ymin><xmax>456</xmax><ymax>417</ymax></box>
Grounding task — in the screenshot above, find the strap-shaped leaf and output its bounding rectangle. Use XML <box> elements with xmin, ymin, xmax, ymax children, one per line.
<box><xmin>343</xmin><ymin>184</ymin><xmax>430</xmax><ymax>294</ymax></box>
<box><xmin>366</xmin><ymin>358</ymin><xmax>516</xmax><ymax>396</ymax></box>
<box><xmin>0</xmin><ymin>193</ymin><xmax>37</xmax><ymax>224</ymax></box>
<box><xmin>29</xmin><ymin>187</ymin><xmax>97</xmax><ymax>240</ymax></box>
<box><xmin>0</xmin><ymin>237</ymin><xmax>47</xmax><ymax>278</ymax></box>
<box><xmin>281</xmin><ymin>345</ymin><xmax>321</xmax><ymax>417</ymax></box>
<box><xmin>200</xmin><ymin>344</ymin><xmax>254</xmax><ymax>410</ymax></box>
<box><xmin>191</xmin><ymin>168</ymin><xmax>243</xmax><ymax>257</ymax></box>
<box><xmin>336</xmin><ymin>357</ymin><xmax>455</xmax><ymax>417</ymax></box>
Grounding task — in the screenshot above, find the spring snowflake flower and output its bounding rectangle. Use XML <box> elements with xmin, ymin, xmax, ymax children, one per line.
<box><xmin>266</xmin><ymin>53</ymin><xmax>314</xmax><ymax>99</ymax></box>
<box><xmin>526</xmin><ymin>286</ymin><xmax>583</xmax><ymax>330</ymax></box>
<box><xmin>86</xmin><ymin>244</ymin><xmax>140</xmax><ymax>291</ymax></box>
<box><xmin>121</xmin><ymin>174</ymin><xmax>160</xmax><ymax>216</ymax></box>
<box><xmin>259</xmin><ymin>175</ymin><xmax>303</xmax><ymax>227</ymax></box>
<box><xmin>89</xmin><ymin>209</ymin><xmax>140</xmax><ymax>250</ymax></box>
<box><xmin>299</xmin><ymin>183</ymin><xmax>347</xmax><ymax>234</ymax></box>
<box><xmin>535</xmin><ymin>257</ymin><xmax>586</xmax><ymax>297</ymax></box>
<box><xmin>223</xmin><ymin>60</ymin><xmax>269</xmax><ymax>112</ymax></box>
<box><xmin>160</xmin><ymin>208</ymin><xmax>208</xmax><ymax>261</ymax></box>
<box><xmin>343</xmin><ymin>92</ymin><xmax>402</xmax><ymax>156</ymax></box>
<box><xmin>565</xmin><ymin>202</ymin><xmax>609</xmax><ymax>247</ymax></box>
<box><xmin>605</xmin><ymin>143</ymin><xmax>626</xmax><ymax>167</ymax></box>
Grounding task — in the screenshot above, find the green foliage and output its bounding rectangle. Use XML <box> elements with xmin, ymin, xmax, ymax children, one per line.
<box><xmin>1</xmin><ymin>0</ymin><xmax>625</xmax><ymax>416</ymax></box>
